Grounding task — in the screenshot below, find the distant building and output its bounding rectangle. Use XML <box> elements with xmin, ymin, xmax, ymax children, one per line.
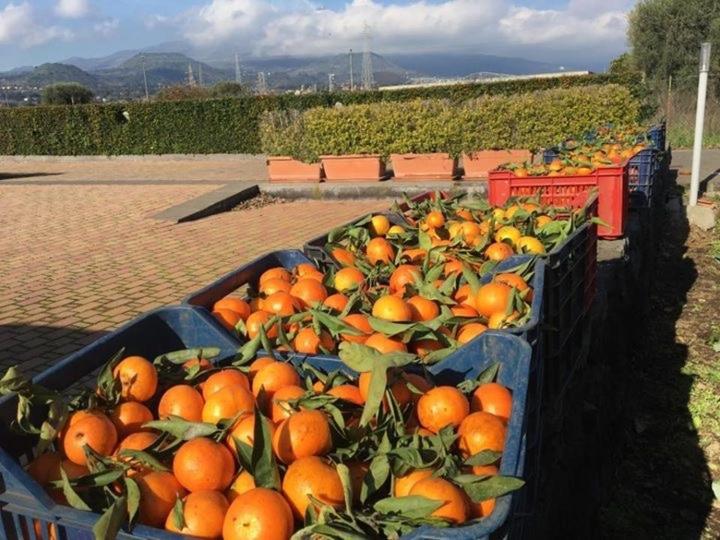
<box><xmin>378</xmin><ymin>70</ymin><xmax>592</xmax><ymax>92</ymax></box>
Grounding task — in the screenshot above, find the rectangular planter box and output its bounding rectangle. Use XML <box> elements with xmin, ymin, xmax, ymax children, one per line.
<box><xmin>462</xmin><ymin>150</ymin><xmax>533</xmax><ymax>179</ymax></box>
<box><xmin>321</xmin><ymin>154</ymin><xmax>385</xmax><ymax>182</ymax></box>
<box><xmin>390</xmin><ymin>153</ymin><xmax>457</xmax><ymax>180</ymax></box>
<box><xmin>266</xmin><ymin>156</ymin><xmax>322</xmax><ymax>183</ymax></box>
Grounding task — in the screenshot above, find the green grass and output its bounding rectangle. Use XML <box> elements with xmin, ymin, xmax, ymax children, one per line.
<box><xmin>667</xmin><ymin>126</ymin><xmax>720</xmax><ymax>148</ymax></box>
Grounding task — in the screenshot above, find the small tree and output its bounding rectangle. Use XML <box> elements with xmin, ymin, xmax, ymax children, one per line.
<box><xmin>155</xmin><ymin>85</ymin><xmax>211</xmax><ymax>101</ymax></box>
<box><xmin>211</xmin><ymin>81</ymin><xmax>249</xmax><ymax>98</ymax></box>
<box><xmin>41</xmin><ymin>83</ymin><xmax>94</xmax><ymax>105</ymax></box>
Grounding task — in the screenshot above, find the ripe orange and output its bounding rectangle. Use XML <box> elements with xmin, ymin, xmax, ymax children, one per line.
<box><xmin>333</xmin><ymin>267</ymin><xmax>365</xmax><ymax>293</ymax></box>
<box><xmin>109</xmin><ymin>401</ymin><xmax>153</xmax><ymax>438</ymax></box>
<box><xmin>470</xmin><ymin>383</ymin><xmax>512</xmax><ymax>422</ymax></box>
<box><xmin>117</xmin><ymin>431</ymin><xmax>158</xmax><ymax>453</ymax></box>
<box><xmin>165</xmin><ymin>490</ymin><xmax>229</xmax><ymax>538</ymax></box>
<box><xmin>372</xmin><ymin>295</ymin><xmax>412</xmax><ymax>322</ymax></box>
<box><xmin>27</xmin><ymin>452</ymin><xmax>63</xmax><ymax>486</ymax></box>
<box><xmin>411</xmin><ymin>339</ymin><xmax>443</xmax><ymax>358</ymax></box>
<box><xmin>201</xmin><ymin>384</ymin><xmax>255</xmax><ymax>424</ymax></box>
<box><xmin>290</xmin><ymin>278</ymin><xmax>328</xmax><ymax>309</ymax></box>
<box><xmin>62</xmin><ymin>412</ymin><xmax>118</xmax><ymax>466</ymax></box>
<box><xmin>326</xmin><ymin>384</ymin><xmax>364</xmax><ymax>405</ymax></box>
<box><xmin>494</xmin><ymin>225</ymin><xmax>521</xmax><ymax>245</ymax></box>
<box><xmin>409</xmin><ymin>477</ymin><xmax>469</xmax><ymax>524</ymax></box>
<box><xmin>369</xmin><ymin>214</ymin><xmax>391</xmax><ymax>236</ymax></box>
<box><xmin>213</xmin><ymin>298</ymin><xmax>251</xmax><ymax>321</ymax></box>
<box><xmin>426</xmin><ymin>210</ymin><xmax>446</xmax><ymax>228</ymax></box>
<box><xmin>245</xmin><ymin>311</ymin><xmax>279</xmax><ymax>339</ymax></box>
<box><xmin>251</xmin><ymin>362</ymin><xmax>302</xmax><ymax>404</ymax></box>
<box><xmin>173</xmin><ymin>438</ymin><xmax>235</xmax><ymax>492</ymax></box>
<box><xmin>340</xmin><ymin>313</ymin><xmax>373</xmax><ymax>343</ymax></box>
<box><xmin>259</xmin><ymin>277</ymin><xmax>292</xmax><ymax>296</ymax></box>
<box><xmin>457</xmin><ymin>323</ymin><xmax>488</xmax><ymax>344</ymax></box>
<box><xmin>331</xmin><ymin>247</ymin><xmax>356</xmax><ymax>267</ymax></box>
<box><xmin>358</xmin><ymin>371</ymin><xmax>431</xmax><ymax>407</ymax></box>
<box><xmin>282</xmin><ymin>456</ymin><xmax>344</xmax><ymax>519</ymax></box>
<box><xmin>494</xmin><ymin>273</ymin><xmax>529</xmax><ymax>293</ymax></box>
<box><xmin>536</xmin><ymin>215</ymin><xmax>553</xmax><ymax>228</ymax></box>
<box><xmin>366</xmin><ymin>237</ymin><xmax>395</xmax><ymax>265</ymax></box>
<box><xmin>516</xmin><ymin>236</ymin><xmax>546</xmax><ymax>254</ymax></box>
<box><xmin>460</xmin><ymin>221</ymin><xmax>482</xmax><ymax>244</ymax></box>
<box><xmin>223</xmin><ymin>487</ymin><xmax>294</xmax><ymax>540</ymax></box>
<box><xmin>454</xmin><ymin>284</ymin><xmax>478</xmax><ymax>310</ymax></box>
<box><xmin>401</xmin><ymin>248</ymin><xmax>427</xmax><ymax>263</ymax></box>
<box><xmin>393</xmin><ymin>468</ymin><xmax>434</xmax><ymax>497</ymax></box>
<box><xmin>247</xmin><ymin>357</ymin><xmax>274</xmax><ymax>382</ymax></box>
<box><xmin>469</xmin><ymin>496</ymin><xmax>496</xmax><ymax>519</ymax></box>
<box><xmin>444</xmin><ymin>259</ymin><xmax>464</xmax><ymax>277</ymax></box>
<box><xmin>227</xmin><ymin>469</ymin><xmax>256</xmax><ymax>502</ymax></box>
<box><xmin>203</xmin><ymin>369</ymin><xmax>250</xmax><ymax>400</ymax></box>
<box><xmin>364</xmin><ymin>333</ymin><xmax>407</xmax><ymax>353</ymax></box>
<box><xmin>488</xmin><ymin>311</ymin><xmax>520</xmax><ymax>329</ymax></box>
<box><xmin>213</xmin><ymin>308</ymin><xmax>243</xmax><ymax>332</ymax></box>
<box><xmin>293</xmin><ymin>327</ymin><xmax>334</xmax><ymax>354</ymax></box>
<box><xmin>451</xmin><ymin>304</ymin><xmax>479</xmax><ymax>318</ymax></box>
<box><xmin>476</xmin><ymin>282</ymin><xmax>512</xmax><ymax>318</ymax></box>
<box><xmin>136</xmin><ymin>471</ymin><xmax>186</xmax><ymax>527</ymax></box>
<box><xmin>259</xmin><ymin>267</ymin><xmax>291</xmax><ymax>285</ymax></box>
<box><xmin>457</xmin><ymin>411</ymin><xmax>507</xmax><ymax>458</ymax></box>
<box><xmin>323</xmin><ymin>293</ymin><xmax>349</xmax><ymax>312</ymax></box>
<box><xmin>158</xmin><ymin>385</ymin><xmax>205</xmax><ymax>422</ymax></box>
<box><xmin>295</xmin><ymin>262</ymin><xmax>319</xmax><ymax>277</ymax></box>
<box><xmin>389</xmin><ymin>265</ymin><xmax>422</xmax><ymax>295</ymax></box>
<box><xmin>182</xmin><ymin>358</ymin><xmax>212</xmax><ymax>372</ymax></box>
<box><xmin>484</xmin><ymin>242</ymin><xmax>514</xmax><ymax>262</ymax></box>
<box><xmin>113</xmin><ymin>356</ymin><xmax>158</xmax><ymax>402</ymax></box>
<box><xmin>417</xmin><ymin>386</ymin><xmax>469</xmax><ymax>434</ymax></box>
<box><xmin>387</xmin><ymin>225</ymin><xmax>406</xmax><ymax>236</ymax></box>
<box><xmin>272</xmin><ymin>410</ymin><xmax>333</xmax><ymax>464</ymax></box>
<box><xmin>407</xmin><ymin>295</ymin><xmax>439</xmax><ymax>322</ymax></box>
<box><xmin>270</xmin><ymin>385</ymin><xmax>306</xmax><ymax>424</ymax></box>
<box><xmin>226</xmin><ymin>414</ymin><xmax>277</xmax><ymax>453</ymax></box>
<box><xmin>263</xmin><ymin>291</ymin><xmax>298</xmax><ymax>317</ymax></box>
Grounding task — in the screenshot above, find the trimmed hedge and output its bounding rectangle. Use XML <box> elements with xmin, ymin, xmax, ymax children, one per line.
<box><xmin>263</xmin><ymin>85</ymin><xmax>640</xmax><ymax>161</ymax></box>
<box><xmin>0</xmin><ymin>73</ymin><xmax>647</xmax><ymax>155</ymax></box>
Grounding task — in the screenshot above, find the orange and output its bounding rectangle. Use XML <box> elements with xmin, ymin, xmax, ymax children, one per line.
<box><xmin>416</xmin><ymin>386</ymin><xmax>469</xmax><ymax>434</ymax></box>
<box><xmin>165</xmin><ymin>490</ymin><xmax>229</xmax><ymax>538</ymax></box>
<box><xmin>407</xmin><ymin>295</ymin><xmax>439</xmax><ymax>322</ymax></box>
<box><xmin>333</xmin><ymin>267</ymin><xmax>365</xmax><ymax>293</ymax></box>
<box><xmin>293</xmin><ymin>327</ymin><xmax>334</xmax><ymax>354</ymax></box>
<box><xmin>411</xmin><ymin>339</ymin><xmax>443</xmax><ymax>358</ymax></box>
<box><xmin>282</xmin><ymin>456</ymin><xmax>344</xmax><ymax>519</ymax></box>
<box><xmin>203</xmin><ymin>369</ymin><xmax>250</xmax><ymax>400</ymax></box>
<box><xmin>444</xmin><ymin>259</ymin><xmax>464</xmax><ymax>277</ymax></box>
<box><xmin>494</xmin><ymin>273</ymin><xmax>529</xmax><ymax>293</ymax></box>
<box><xmin>389</xmin><ymin>265</ymin><xmax>422</xmax><ymax>295</ymax></box>
<box><xmin>272</xmin><ymin>410</ymin><xmax>333</xmax><ymax>464</ymax></box>
<box><xmin>223</xmin><ymin>487</ymin><xmax>294</xmax><ymax>540</ymax></box>
<box><xmin>451</xmin><ymin>304</ymin><xmax>479</xmax><ymax>318</ymax></box>
<box><xmin>227</xmin><ymin>469</ymin><xmax>256</xmax><ymax>502</ymax></box>
<box><xmin>213</xmin><ymin>297</ymin><xmax>251</xmax><ymax>321</ymax></box>
<box><xmin>358</xmin><ymin>371</ymin><xmax>431</xmax><ymax>407</ymax></box>
<box><xmin>136</xmin><ymin>471</ymin><xmax>187</xmax><ymax>527</ymax></box>
<box><xmin>457</xmin><ymin>322</ymin><xmax>487</xmax><ymax>344</ymax></box>
<box><xmin>226</xmin><ymin>414</ymin><xmax>277</xmax><ymax>453</ymax></box>
<box><xmin>270</xmin><ymin>385</ymin><xmax>306</xmax><ymax>424</ymax></box>
<box><xmin>484</xmin><ymin>242</ymin><xmax>514</xmax><ymax>262</ymax></box>
<box><xmin>476</xmin><ymin>282</ymin><xmax>512</xmax><ymax>318</ymax></box>
<box><xmin>516</xmin><ymin>236</ymin><xmax>546</xmax><ymax>254</ymax></box>
<box><xmin>454</xmin><ymin>284</ymin><xmax>478</xmax><ymax>310</ymax></box>
<box><xmin>366</xmin><ymin>237</ymin><xmax>395</xmax><ymax>265</ymax></box>
<box><xmin>460</xmin><ymin>221</ymin><xmax>482</xmax><ymax>244</ymax></box>
<box><xmin>259</xmin><ymin>267</ymin><xmax>291</xmax><ymax>285</ymax></box>
<box><xmin>346</xmin><ymin>461</ymin><xmax>370</xmax><ymax>503</ymax></box>
<box><xmin>27</xmin><ymin>452</ymin><xmax>63</xmax><ymax>486</ymax></box>
<box><xmin>295</xmin><ymin>263</ymin><xmax>319</xmax><ymax>276</ymax></box>
<box><xmin>341</xmin><ymin>313</ymin><xmax>373</xmax><ymax>343</ymax></box>
<box><xmin>457</xmin><ymin>411</ymin><xmax>507</xmax><ymax>458</ymax></box>
<box><xmin>251</xmin><ymin>362</ymin><xmax>302</xmax><ymax>404</ymax></box>
<box><xmin>494</xmin><ymin>226</ymin><xmax>521</xmax><ymax>245</ymax></box>
<box><xmin>331</xmin><ymin>247</ymin><xmax>356</xmax><ymax>267</ymax></box>
<box><xmin>117</xmin><ymin>431</ymin><xmax>158</xmax><ymax>453</ymax></box>
<box><xmin>536</xmin><ymin>215</ymin><xmax>553</xmax><ymax>228</ymax></box>
<box><xmin>393</xmin><ymin>468</ymin><xmax>434</xmax><ymax>497</ymax></box>
<box><xmin>471</xmin><ymin>464</ymin><xmax>499</xmax><ymax>476</ymax></box>
<box><xmin>401</xmin><ymin>248</ymin><xmax>427</xmax><ymax>263</ymax></box>
<box><xmin>263</xmin><ymin>291</ymin><xmax>298</xmax><ymax>317</ymax></box>
<box><xmin>409</xmin><ymin>477</ymin><xmax>469</xmax><ymax>524</ymax></box>
<box><xmin>372</xmin><ymin>295</ymin><xmax>412</xmax><ymax>322</ymax></box>
<box><xmin>326</xmin><ymin>384</ymin><xmax>364</xmax><ymax>405</ymax></box>
<box><xmin>426</xmin><ymin>210</ymin><xmax>445</xmax><ymax>228</ymax></box>
<box><xmin>247</xmin><ymin>357</ymin><xmax>274</xmax><ymax>382</ymax></box>
<box><xmin>387</xmin><ymin>225</ymin><xmax>406</xmax><ymax>236</ymax></box>
<box><xmin>109</xmin><ymin>401</ymin><xmax>153</xmax><ymax>438</ymax></box>
<box><xmin>173</xmin><ymin>438</ymin><xmax>235</xmax><ymax>492</ymax></box>
<box><xmin>470</xmin><ymin>383</ymin><xmax>512</xmax><ymax>422</ymax></box>
<box><xmin>245</xmin><ymin>311</ymin><xmax>279</xmax><ymax>339</ymax></box>
<box><xmin>62</xmin><ymin>412</ymin><xmax>118</xmax><ymax>466</ymax></box>
<box><xmin>369</xmin><ymin>214</ymin><xmax>391</xmax><ymax>236</ymax></box>
<box><xmin>488</xmin><ymin>311</ymin><xmax>519</xmax><ymax>329</ymax></box>
<box><xmin>364</xmin><ymin>333</ymin><xmax>407</xmax><ymax>353</ymax></box>
<box><xmin>323</xmin><ymin>293</ymin><xmax>349</xmax><ymax>312</ymax></box>
<box><xmin>183</xmin><ymin>358</ymin><xmax>212</xmax><ymax>372</ymax></box>
<box><xmin>158</xmin><ymin>385</ymin><xmax>205</xmax><ymax>422</ymax></box>
<box><xmin>113</xmin><ymin>356</ymin><xmax>158</xmax><ymax>402</ymax></box>
<box><xmin>201</xmin><ymin>384</ymin><xmax>255</xmax><ymax>424</ymax></box>
<box><xmin>290</xmin><ymin>278</ymin><xmax>328</xmax><ymax>309</ymax></box>
<box><xmin>213</xmin><ymin>308</ymin><xmax>243</xmax><ymax>332</ymax></box>
<box><xmin>469</xmin><ymin>497</ymin><xmax>496</xmax><ymax>519</ymax></box>
<box><xmin>259</xmin><ymin>277</ymin><xmax>292</xmax><ymax>296</ymax></box>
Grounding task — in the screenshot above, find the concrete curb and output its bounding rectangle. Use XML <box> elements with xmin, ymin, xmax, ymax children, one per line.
<box><xmin>0</xmin><ymin>154</ymin><xmax>265</xmax><ymax>163</ymax></box>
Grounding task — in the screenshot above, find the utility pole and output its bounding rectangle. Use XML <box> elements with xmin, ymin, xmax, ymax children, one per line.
<box><xmin>328</xmin><ymin>73</ymin><xmax>335</xmax><ymax>92</ymax></box>
<box><xmin>348</xmin><ymin>49</ymin><xmax>354</xmax><ymax>91</ymax></box>
<box><xmin>689</xmin><ymin>42</ymin><xmax>712</xmax><ymax>207</ymax></box>
<box><xmin>141</xmin><ymin>53</ymin><xmax>149</xmax><ymax>101</ymax></box>
<box><xmin>362</xmin><ymin>23</ymin><xmax>374</xmax><ymax>90</ymax></box>
<box><xmin>235</xmin><ymin>53</ymin><xmax>242</xmax><ymax>84</ymax></box>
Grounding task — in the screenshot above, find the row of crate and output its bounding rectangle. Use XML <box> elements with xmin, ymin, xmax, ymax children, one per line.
<box><xmin>0</xmin><ymin>192</ymin><xmax>601</xmax><ymax>540</ymax></box>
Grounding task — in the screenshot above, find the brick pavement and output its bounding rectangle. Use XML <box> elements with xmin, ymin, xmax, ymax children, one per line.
<box><xmin>0</xmin><ymin>182</ymin><xmax>390</xmax><ymax>374</ymax></box>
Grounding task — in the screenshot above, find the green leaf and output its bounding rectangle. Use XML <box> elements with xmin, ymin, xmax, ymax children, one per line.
<box><xmin>461</xmin><ymin>475</ymin><xmax>525</xmax><ymax>502</ymax></box>
<box><xmin>143</xmin><ymin>416</ymin><xmax>219</xmax><ymax>440</ymax></box>
<box><xmin>462</xmin><ymin>265</ymin><xmax>481</xmax><ymax>296</ymax></box>
<box><xmin>153</xmin><ymin>348</ymin><xmax>220</xmax><ymax>365</ymax></box>
<box><xmin>367</xmin><ymin>317</ymin><xmax>416</xmax><ymax>337</ymax></box>
<box><xmin>93</xmin><ymin>495</ymin><xmax>127</xmax><ymax>540</ymax></box>
<box><xmin>234</xmin><ymin>334</ymin><xmax>262</xmax><ymax>366</ymax></box>
<box><xmin>124</xmin><ymin>477</ymin><xmax>140</xmax><ymax>525</ymax></box>
<box><xmin>250</xmin><ymin>407</ymin><xmax>281</xmax><ymax>490</ymax></box>
<box><xmin>117</xmin><ymin>449</ymin><xmax>169</xmax><ymax>472</ymax></box>
<box><xmin>95</xmin><ymin>348</ymin><xmax>125</xmax><ymax>404</ymax></box>
<box><xmin>336</xmin><ymin>463</ymin><xmax>354</xmax><ymax>515</ymax></box>
<box><xmin>59</xmin><ymin>466</ymin><xmax>91</xmax><ymax>511</ymax></box>
<box><xmin>338</xmin><ymin>342</ymin><xmax>381</xmax><ymax>372</ymax></box>
<box><xmin>172</xmin><ymin>497</ymin><xmax>185</xmax><ymax>531</ymax></box>
<box><xmin>464</xmin><ymin>450</ymin><xmax>502</xmax><ymax>467</ymax></box>
<box><xmin>360</xmin><ymin>364</ymin><xmax>387</xmax><ymax>427</ymax></box>
<box><xmin>373</xmin><ymin>495</ymin><xmax>443</xmax><ymax>519</ymax></box>
<box><xmin>362</xmin><ymin>454</ymin><xmax>390</xmax><ymax>502</ymax></box>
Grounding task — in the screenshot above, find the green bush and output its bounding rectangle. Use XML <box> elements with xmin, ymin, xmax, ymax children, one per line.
<box><xmin>41</xmin><ymin>83</ymin><xmax>94</xmax><ymax>105</ymax></box>
<box><xmin>0</xmin><ymin>73</ymin><xmax>648</xmax><ymax>156</ymax></box>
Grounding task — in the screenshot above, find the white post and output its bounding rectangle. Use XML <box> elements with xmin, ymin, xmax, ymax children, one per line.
<box><xmin>689</xmin><ymin>42</ymin><xmax>712</xmax><ymax>206</ymax></box>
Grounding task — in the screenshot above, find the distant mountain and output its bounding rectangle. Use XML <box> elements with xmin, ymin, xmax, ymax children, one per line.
<box><xmin>386</xmin><ymin>53</ymin><xmax>569</xmax><ymax>77</ymax></box>
<box><xmin>1</xmin><ymin>63</ymin><xmax>98</xmax><ymax>89</ymax></box>
<box><xmin>64</xmin><ymin>50</ymin><xmax>138</xmax><ymax>71</ymax></box>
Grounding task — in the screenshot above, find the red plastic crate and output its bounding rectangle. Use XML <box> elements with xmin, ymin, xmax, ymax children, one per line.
<box><xmin>487</xmin><ymin>166</ymin><xmax>628</xmax><ymax>238</ymax></box>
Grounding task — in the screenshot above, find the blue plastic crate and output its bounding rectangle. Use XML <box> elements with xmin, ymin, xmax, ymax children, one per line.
<box><xmin>647</xmin><ymin>122</ymin><xmax>666</xmax><ymax>151</ymax></box>
<box><xmin>0</xmin><ymin>305</ymin><xmax>241</xmax><ymax>540</ymax></box>
<box><xmin>627</xmin><ymin>148</ymin><xmax>661</xmax><ymax>208</ymax></box>
<box><xmin>182</xmin><ymin>249</ymin><xmax>312</xmax><ymax>310</ymax></box>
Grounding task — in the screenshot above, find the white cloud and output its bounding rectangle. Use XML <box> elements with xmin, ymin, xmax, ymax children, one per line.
<box><xmin>93</xmin><ymin>18</ymin><xmax>119</xmax><ymax>36</ymax></box>
<box><xmin>0</xmin><ymin>2</ymin><xmax>73</xmax><ymax>47</ymax></box>
<box><xmin>56</xmin><ymin>0</ymin><xmax>90</xmax><ymax>19</ymax></box>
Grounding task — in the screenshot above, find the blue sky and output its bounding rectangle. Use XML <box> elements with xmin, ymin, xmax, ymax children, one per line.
<box><xmin>0</xmin><ymin>1</ymin><xmax>636</xmax><ymax>71</ymax></box>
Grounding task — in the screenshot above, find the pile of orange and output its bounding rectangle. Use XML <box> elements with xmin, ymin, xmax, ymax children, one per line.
<box><xmin>22</xmin><ymin>345</ymin><xmax>519</xmax><ymax>539</ymax></box>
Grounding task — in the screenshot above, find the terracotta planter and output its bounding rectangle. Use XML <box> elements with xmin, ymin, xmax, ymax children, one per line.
<box><xmin>462</xmin><ymin>150</ymin><xmax>533</xmax><ymax>179</ymax></box>
<box><xmin>390</xmin><ymin>153</ymin><xmax>458</xmax><ymax>180</ymax></box>
<box><xmin>266</xmin><ymin>156</ymin><xmax>322</xmax><ymax>183</ymax></box>
<box><xmin>321</xmin><ymin>155</ymin><xmax>385</xmax><ymax>182</ymax></box>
